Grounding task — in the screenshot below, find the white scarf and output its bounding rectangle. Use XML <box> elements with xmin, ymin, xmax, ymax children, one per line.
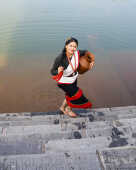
<box><xmin>58</xmin><ymin>50</ymin><xmax>79</xmax><ymax>84</ymax></box>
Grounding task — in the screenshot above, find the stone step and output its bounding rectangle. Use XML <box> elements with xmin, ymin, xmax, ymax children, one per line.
<box><xmin>92</xmin><ymin>106</ymin><xmax>136</xmax><ymax>121</ymax></box>
<box><xmin>0</xmin><ymin>123</ymin><xmax>111</xmax><ymax>155</ymax></box>
<box><xmin>0</xmin><ymin>151</ymin><xmax>101</xmax><ymax>170</ymax></box>
<box><xmin>45</xmin><ymin>137</ymin><xmax>110</xmax><ymax>153</ymax></box>
<box><xmin>0</xmin><ymin>134</ymin><xmax>44</xmax><ymax>155</ymax></box>
<box><xmin>0</xmin><ymin>116</ymin><xmax>136</xmax><ymax>138</ymax></box>
<box><xmin>0</xmin><ymin>113</ymin><xmax>136</xmax><ymax>141</ymax></box>
<box><xmin>0</xmin><ymin>106</ymin><xmax>136</xmax><ymax>127</ymax></box>
<box><xmin>0</xmin><ymin>115</ymin><xmax>92</xmax><ymax>127</ymax></box>
<box><xmin>0</xmin><ymin>117</ymin><xmax>136</xmax><ymax>148</ymax></box>
<box><xmin>43</xmin><ymin>136</ymin><xmax>132</xmax><ymax>154</ymax></box>
<box><xmin>0</xmin><ymin>121</ymin><xmax>122</xmax><ymax>142</ymax></box>
<box><xmin>0</xmin><ymin>136</ymin><xmax>110</xmax><ymax>155</ymax></box>
<box><xmin>0</xmin><ymin>128</ymin><xmax>132</xmax><ymax>156</ymax></box>
<box><xmin>0</xmin><ymin>113</ymin><xmax>60</xmax><ymax>126</ymax></box>
<box><xmin>0</xmin><ymin>124</ymin><xmax>73</xmax><ymax>140</ymax></box>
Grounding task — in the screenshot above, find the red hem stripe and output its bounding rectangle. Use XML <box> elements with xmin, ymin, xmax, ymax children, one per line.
<box><xmin>65</xmin><ymin>88</ymin><xmax>82</xmax><ymax>101</ymax></box>
<box><xmin>67</xmin><ymin>100</ymin><xmax>92</xmax><ymax>109</ymax></box>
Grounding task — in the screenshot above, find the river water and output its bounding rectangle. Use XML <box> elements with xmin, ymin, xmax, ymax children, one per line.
<box><xmin>0</xmin><ymin>0</ymin><xmax>136</xmax><ymax>112</ymax></box>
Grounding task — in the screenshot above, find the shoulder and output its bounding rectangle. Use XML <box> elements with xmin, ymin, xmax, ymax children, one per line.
<box><xmin>56</xmin><ymin>52</ymin><xmax>63</xmax><ymax>60</ymax></box>
<box><xmin>54</xmin><ymin>52</ymin><xmax>64</xmax><ymax>63</ymax></box>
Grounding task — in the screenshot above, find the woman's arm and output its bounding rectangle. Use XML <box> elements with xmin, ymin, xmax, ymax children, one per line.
<box><xmin>50</xmin><ymin>55</ymin><xmax>62</xmax><ymax>75</ymax></box>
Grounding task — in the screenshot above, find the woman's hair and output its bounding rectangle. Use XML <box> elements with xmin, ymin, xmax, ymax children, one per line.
<box><xmin>62</xmin><ymin>37</ymin><xmax>78</xmax><ymax>57</ymax></box>
<box><xmin>65</xmin><ymin>37</ymin><xmax>78</xmax><ymax>46</ymax></box>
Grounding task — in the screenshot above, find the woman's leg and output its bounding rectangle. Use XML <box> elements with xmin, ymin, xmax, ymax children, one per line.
<box><xmin>59</xmin><ymin>99</ymin><xmax>67</xmax><ymax>112</ymax></box>
<box><xmin>59</xmin><ymin>99</ymin><xmax>77</xmax><ymax>118</ymax></box>
<box><xmin>58</xmin><ymin>80</ymin><xmax>91</xmax><ymax>117</ymax></box>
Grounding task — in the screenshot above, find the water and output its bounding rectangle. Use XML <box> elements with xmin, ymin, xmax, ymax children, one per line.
<box><xmin>0</xmin><ymin>0</ymin><xmax>136</xmax><ymax>112</ymax></box>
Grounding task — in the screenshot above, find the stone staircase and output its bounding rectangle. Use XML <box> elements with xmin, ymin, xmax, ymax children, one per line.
<box><xmin>0</xmin><ymin>106</ymin><xmax>136</xmax><ymax>170</ymax></box>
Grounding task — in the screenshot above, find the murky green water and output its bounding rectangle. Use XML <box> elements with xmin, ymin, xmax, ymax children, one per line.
<box><xmin>0</xmin><ymin>0</ymin><xmax>136</xmax><ymax>112</ymax></box>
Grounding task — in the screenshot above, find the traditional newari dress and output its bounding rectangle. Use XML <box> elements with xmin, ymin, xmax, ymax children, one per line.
<box><xmin>52</xmin><ymin>50</ymin><xmax>92</xmax><ymax>109</ymax></box>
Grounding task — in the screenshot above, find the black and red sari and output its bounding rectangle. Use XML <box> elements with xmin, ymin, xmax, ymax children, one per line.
<box><xmin>57</xmin><ymin>80</ymin><xmax>92</xmax><ymax>109</ymax></box>
<box><xmin>51</xmin><ymin>50</ymin><xmax>92</xmax><ymax>109</ymax></box>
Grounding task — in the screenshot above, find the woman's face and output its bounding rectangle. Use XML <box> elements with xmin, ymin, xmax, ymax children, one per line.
<box><xmin>66</xmin><ymin>42</ymin><xmax>77</xmax><ymax>55</ymax></box>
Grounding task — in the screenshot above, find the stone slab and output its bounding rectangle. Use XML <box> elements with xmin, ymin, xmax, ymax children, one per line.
<box><xmin>0</xmin><ymin>141</ymin><xmax>43</xmax><ymax>155</ymax></box>
<box><xmin>96</xmin><ymin>146</ymin><xmax>136</xmax><ymax>170</ymax></box>
<box><xmin>0</xmin><ymin>135</ymin><xmax>110</xmax><ymax>155</ymax></box>
<box><xmin>45</xmin><ymin>137</ymin><xmax>110</xmax><ymax>153</ymax></box>
<box><xmin>109</xmin><ymin>105</ymin><xmax>136</xmax><ymax>111</ymax></box>
<box><xmin>0</xmin><ymin>151</ymin><xmax>101</xmax><ymax>170</ymax></box>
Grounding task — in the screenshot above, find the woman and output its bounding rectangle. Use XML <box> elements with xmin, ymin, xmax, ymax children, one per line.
<box><xmin>51</xmin><ymin>37</ymin><xmax>95</xmax><ymax>118</ymax></box>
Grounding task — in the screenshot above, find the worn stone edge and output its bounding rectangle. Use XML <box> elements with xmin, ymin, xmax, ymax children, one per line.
<box><xmin>96</xmin><ymin>146</ymin><xmax>136</xmax><ymax>170</ymax></box>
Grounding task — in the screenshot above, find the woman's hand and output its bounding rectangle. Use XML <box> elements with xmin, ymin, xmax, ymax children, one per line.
<box><xmin>86</xmin><ymin>51</ymin><xmax>95</xmax><ymax>70</ymax></box>
<box><xmin>58</xmin><ymin>66</ymin><xmax>64</xmax><ymax>74</ymax></box>
<box><xmin>89</xmin><ymin>61</ymin><xmax>95</xmax><ymax>70</ymax></box>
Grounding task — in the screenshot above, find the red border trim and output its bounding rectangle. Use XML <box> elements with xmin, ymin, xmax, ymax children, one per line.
<box><xmin>67</xmin><ymin>100</ymin><xmax>92</xmax><ymax>109</ymax></box>
<box><xmin>52</xmin><ymin>71</ymin><xmax>63</xmax><ymax>82</ymax></box>
<box><xmin>65</xmin><ymin>88</ymin><xmax>82</xmax><ymax>101</ymax></box>
<box><xmin>77</xmin><ymin>50</ymin><xmax>79</xmax><ymax>69</ymax></box>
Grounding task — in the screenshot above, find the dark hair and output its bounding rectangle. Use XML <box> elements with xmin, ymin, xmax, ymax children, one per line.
<box><xmin>62</xmin><ymin>37</ymin><xmax>78</xmax><ymax>57</ymax></box>
<box><xmin>65</xmin><ymin>37</ymin><xmax>78</xmax><ymax>46</ymax></box>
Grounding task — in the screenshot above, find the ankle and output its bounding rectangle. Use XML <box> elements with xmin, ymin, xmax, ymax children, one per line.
<box><xmin>65</xmin><ymin>106</ymin><xmax>72</xmax><ymax>112</ymax></box>
<box><xmin>60</xmin><ymin>106</ymin><xmax>65</xmax><ymax>111</ymax></box>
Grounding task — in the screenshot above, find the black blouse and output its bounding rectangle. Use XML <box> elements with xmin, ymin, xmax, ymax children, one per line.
<box><xmin>51</xmin><ymin>50</ymin><xmax>87</xmax><ymax>76</ymax></box>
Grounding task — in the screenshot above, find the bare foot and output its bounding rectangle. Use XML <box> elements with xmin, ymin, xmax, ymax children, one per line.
<box><xmin>65</xmin><ymin>106</ymin><xmax>77</xmax><ymax>118</ymax></box>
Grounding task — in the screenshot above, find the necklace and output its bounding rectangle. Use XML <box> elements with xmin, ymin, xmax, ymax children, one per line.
<box><xmin>67</xmin><ymin>53</ymin><xmax>76</xmax><ymax>72</ymax></box>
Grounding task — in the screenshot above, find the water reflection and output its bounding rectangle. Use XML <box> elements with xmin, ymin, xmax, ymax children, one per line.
<box><xmin>0</xmin><ymin>0</ymin><xmax>136</xmax><ymax>112</ymax></box>
<box><xmin>0</xmin><ymin>50</ymin><xmax>135</xmax><ymax>113</ymax></box>
<box><xmin>0</xmin><ymin>55</ymin><xmax>8</xmax><ymax>68</ymax></box>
